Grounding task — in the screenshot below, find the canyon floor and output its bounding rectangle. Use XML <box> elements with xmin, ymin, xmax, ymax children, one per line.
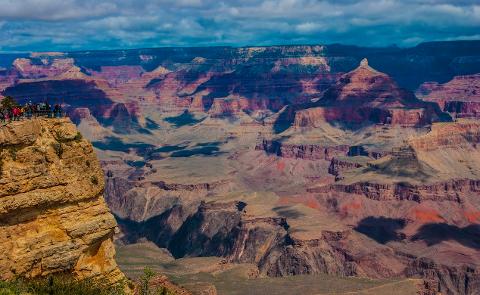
<box><xmin>116</xmin><ymin>242</ymin><xmax>423</xmax><ymax>295</ymax></box>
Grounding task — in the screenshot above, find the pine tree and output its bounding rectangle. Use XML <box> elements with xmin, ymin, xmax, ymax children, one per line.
<box><xmin>1</xmin><ymin>96</ymin><xmax>18</xmax><ymax>111</ymax></box>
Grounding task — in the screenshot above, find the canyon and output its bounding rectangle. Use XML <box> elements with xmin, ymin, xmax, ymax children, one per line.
<box><xmin>1</xmin><ymin>40</ymin><xmax>480</xmax><ymax>294</ymax></box>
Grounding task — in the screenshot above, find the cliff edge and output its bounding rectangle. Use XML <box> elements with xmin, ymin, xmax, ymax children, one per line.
<box><xmin>0</xmin><ymin>118</ymin><xmax>125</xmax><ymax>284</ymax></box>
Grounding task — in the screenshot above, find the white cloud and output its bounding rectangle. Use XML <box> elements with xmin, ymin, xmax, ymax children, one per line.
<box><xmin>0</xmin><ymin>0</ymin><xmax>477</xmax><ymax>50</ymax></box>
<box><xmin>295</xmin><ymin>22</ymin><xmax>323</xmax><ymax>33</ymax></box>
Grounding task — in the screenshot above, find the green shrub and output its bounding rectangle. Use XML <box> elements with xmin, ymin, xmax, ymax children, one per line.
<box><xmin>0</xmin><ymin>276</ymin><xmax>126</xmax><ymax>295</ymax></box>
<box><xmin>138</xmin><ymin>267</ymin><xmax>177</xmax><ymax>295</ymax></box>
<box><xmin>90</xmin><ymin>175</ymin><xmax>99</xmax><ymax>185</ymax></box>
<box><xmin>74</xmin><ymin>132</ymin><xmax>83</xmax><ymax>142</ymax></box>
<box><xmin>0</xmin><ymin>96</ymin><xmax>18</xmax><ymax>112</ymax></box>
<box><xmin>140</xmin><ymin>267</ymin><xmax>156</xmax><ymax>295</ymax></box>
<box><xmin>51</xmin><ymin>142</ymin><xmax>63</xmax><ymax>158</ymax></box>
<box><xmin>7</xmin><ymin>148</ymin><xmax>17</xmax><ymax>161</ymax></box>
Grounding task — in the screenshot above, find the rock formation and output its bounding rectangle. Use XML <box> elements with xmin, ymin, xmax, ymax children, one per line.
<box><xmin>0</xmin><ymin>118</ymin><xmax>125</xmax><ymax>284</ymax></box>
<box><xmin>418</xmin><ymin>74</ymin><xmax>480</xmax><ymax>118</ymax></box>
<box><xmin>314</xmin><ymin>58</ymin><xmax>447</xmax><ymax>127</ymax></box>
<box><xmin>255</xmin><ymin>139</ymin><xmax>348</xmax><ymax>160</ymax></box>
<box><xmin>272</xmin><ymin>58</ymin><xmax>451</xmax><ymax>131</ymax></box>
<box><xmin>409</xmin><ymin>120</ymin><xmax>480</xmax><ymax>151</ymax></box>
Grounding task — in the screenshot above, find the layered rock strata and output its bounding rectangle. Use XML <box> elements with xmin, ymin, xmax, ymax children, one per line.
<box><xmin>255</xmin><ymin>139</ymin><xmax>348</xmax><ymax>160</ymax></box>
<box><xmin>309</xmin><ymin>178</ymin><xmax>480</xmax><ymax>203</ymax></box>
<box><xmin>418</xmin><ymin>74</ymin><xmax>480</xmax><ymax>118</ymax></box>
<box><xmin>0</xmin><ymin>118</ymin><xmax>125</xmax><ymax>284</ymax></box>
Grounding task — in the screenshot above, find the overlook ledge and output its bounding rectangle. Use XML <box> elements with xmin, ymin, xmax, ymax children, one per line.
<box><xmin>0</xmin><ymin>118</ymin><xmax>125</xmax><ymax>285</ymax></box>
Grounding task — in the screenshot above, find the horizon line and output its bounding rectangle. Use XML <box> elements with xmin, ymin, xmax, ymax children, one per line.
<box><xmin>1</xmin><ymin>39</ymin><xmax>479</xmax><ymax>55</ymax></box>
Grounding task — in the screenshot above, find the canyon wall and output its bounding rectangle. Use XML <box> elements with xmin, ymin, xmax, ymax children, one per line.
<box><xmin>255</xmin><ymin>139</ymin><xmax>348</xmax><ymax>160</ymax></box>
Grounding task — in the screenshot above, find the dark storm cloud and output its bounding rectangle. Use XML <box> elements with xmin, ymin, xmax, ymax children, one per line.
<box><xmin>0</xmin><ymin>0</ymin><xmax>478</xmax><ymax>51</ymax></box>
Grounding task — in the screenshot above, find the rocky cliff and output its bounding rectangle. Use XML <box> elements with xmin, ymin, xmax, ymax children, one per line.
<box><xmin>418</xmin><ymin>74</ymin><xmax>480</xmax><ymax>118</ymax></box>
<box><xmin>0</xmin><ymin>118</ymin><xmax>125</xmax><ymax>284</ymax></box>
<box><xmin>255</xmin><ymin>139</ymin><xmax>348</xmax><ymax>160</ymax></box>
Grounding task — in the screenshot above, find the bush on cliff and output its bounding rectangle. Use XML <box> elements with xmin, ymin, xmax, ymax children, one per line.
<box><xmin>0</xmin><ymin>276</ymin><xmax>126</xmax><ymax>295</ymax></box>
<box><xmin>0</xmin><ymin>96</ymin><xmax>18</xmax><ymax>112</ymax></box>
<box><xmin>139</xmin><ymin>267</ymin><xmax>178</xmax><ymax>295</ymax></box>
<box><xmin>50</xmin><ymin>142</ymin><xmax>63</xmax><ymax>158</ymax></box>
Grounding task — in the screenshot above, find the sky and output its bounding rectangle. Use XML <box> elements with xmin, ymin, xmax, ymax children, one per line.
<box><xmin>0</xmin><ymin>0</ymin><xmax>479</xmax><ymax>52</ymax></box>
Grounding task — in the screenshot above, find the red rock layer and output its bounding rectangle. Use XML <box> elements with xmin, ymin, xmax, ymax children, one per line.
<box><xmin>255</xmin><ymin>139</ymin><xmax>349</xmax><ymax>160</ymax></box>
<box><xmin>308</xmin><ymin>178</ymin><xmax>480</xmax><ymax>203</ymax></box>
<box><xmin>304</xmin><ymin>59</ymin><xmax>445</xmax><ymax>127</ymax></box>
<box><xmin>328</xmin><ymin>158</ymin><xmax>363</xmax><ymax>177</ymax></box>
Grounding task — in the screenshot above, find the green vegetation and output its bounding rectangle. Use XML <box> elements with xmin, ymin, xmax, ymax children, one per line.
<box><xmin>139</xmin><ymin>267</ymin><xmax>176</xmax><ymax>295</ymax></box>
<box><xmin>0</xmin><ymin>96</ymin><xmax>19</xmax><ymax>112</ymax></box>
<box><xmin>74</xmin><ymin>132</ymin><xmax>83</xmax><ymax>142</ymax></box>
<box><xmin>4</xmin><ymin>146</ymin><xmax>21</xmax><ymax>161</ymax></box>
<box><xmin>54</xmin><ymin>131</ymin><xmax>73</xmax><ymax>144</ymax></box>
<box><xmin>51</xmin><ymin>142</ymin><xmax>63</xmax><ymax>158</ymax></box>
<box><xmin>0</xmin><ymin>276</ymin><xmax>126</xmax><ymax>295</ymax></box>
<box><xmin>90</xmin><ymin>175</ymin><xmax>99</xmax><ymax>185</ymax></box>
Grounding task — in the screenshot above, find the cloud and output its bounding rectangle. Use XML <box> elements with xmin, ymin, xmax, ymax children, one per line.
<box><xmin>0</xmin><ymin>0</ymin><xmax>478</xmax><ymax>51</ymax></box>
<box><xmin>0</xmin><ymin>0</ymin><xmax>118</xmax><ymax>21</ymax></box>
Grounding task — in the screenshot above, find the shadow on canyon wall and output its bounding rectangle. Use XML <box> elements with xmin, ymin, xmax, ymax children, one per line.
<box><xmin>92</xmin><ymin>136</ymin><xmax>155</xmax><ymax>154</ymax></box>
<box><xmin>164</xmin><ymin>110</ymin><xmax>205</xmax><ymax>127</ymax></box>
<box><xmin>115</xmin><ymin>203</ymin><xmax>243</xmax><ymax>259</ymax></box>
<box><xmin>272</xmin><ymin>206</ymin><xmax>306</xmax><ymax>219</ymax></box>
<box><xmin>355</xmin><ymin>217</ymin><xmax>480</xmax><ymax>250</ymax></box>
<box><xmin>2</xmin><ymin>79</ymin><xmax>113</xmax><ymax>118</ymax></box>
<box><xmin>412</xmin><ymin>223</ymin><xmax>480</xmax><ymax>249</ymax></box>
<box><xmin>354</xmin><ymin>216</ymin><xmax>407</xmax><ymax>244</ymax></box>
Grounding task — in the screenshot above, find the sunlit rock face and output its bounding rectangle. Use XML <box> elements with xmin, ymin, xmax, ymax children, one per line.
<box><xmin>0</xmin><ymin>118</ymin><xmax>125</xmax><ymax>284</ymax></box>
<box><xmin>271</xmin><ymin>59</ymin><xmax>450</xmax><ymax>131</ymax></box>
<box><xmin>313</xmin><ymin>58</ymin><xmax>447</xmax><ymax>127</ymax></box>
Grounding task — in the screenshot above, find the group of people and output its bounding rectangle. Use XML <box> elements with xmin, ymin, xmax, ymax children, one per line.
<box><xmin>0</xmin><ymin>99</ymin><xmax>64</xmax><ymax>124</ymax></box>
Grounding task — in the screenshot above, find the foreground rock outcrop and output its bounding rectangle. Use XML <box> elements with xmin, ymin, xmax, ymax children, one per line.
<box><xmin>0</xmin><ymin>118</ymin><xmax>125</xmax><ymax>284</ymax></box>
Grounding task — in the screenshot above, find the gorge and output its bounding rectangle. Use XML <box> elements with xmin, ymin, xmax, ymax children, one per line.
<box><xmin>1</xmin><ymin>40</ymin><xmax>480</xmax><ymax>295</ymax></box>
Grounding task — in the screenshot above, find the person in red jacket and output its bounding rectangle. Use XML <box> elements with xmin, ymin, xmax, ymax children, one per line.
<box><xmin>12</xmin><ymin>106</ymin><xmax>21</xmax><ymax>121</ymax></box>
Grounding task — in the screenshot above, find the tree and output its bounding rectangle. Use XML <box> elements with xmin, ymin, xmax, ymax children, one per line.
<box><xmin>0</xmin><ymin>96</ymin><xmax>18</xmax><ymax>111</ymax></box>
<box><xmin>140</xmin><ymin>267</ymin><xmax>156</xmax><ymax>295</ymax></box>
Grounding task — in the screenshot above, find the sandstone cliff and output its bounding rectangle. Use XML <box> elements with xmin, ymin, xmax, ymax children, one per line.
<box><xmin>0</xmin><ymin>118</ymin><xmax>125</xmax><ymax>284</ymax></box>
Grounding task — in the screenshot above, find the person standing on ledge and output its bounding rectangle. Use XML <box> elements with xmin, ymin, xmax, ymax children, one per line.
<box><xmin>0</xmin><ymin>96</ymin><xmax>19</xmax><ymax>123</ymax></box>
